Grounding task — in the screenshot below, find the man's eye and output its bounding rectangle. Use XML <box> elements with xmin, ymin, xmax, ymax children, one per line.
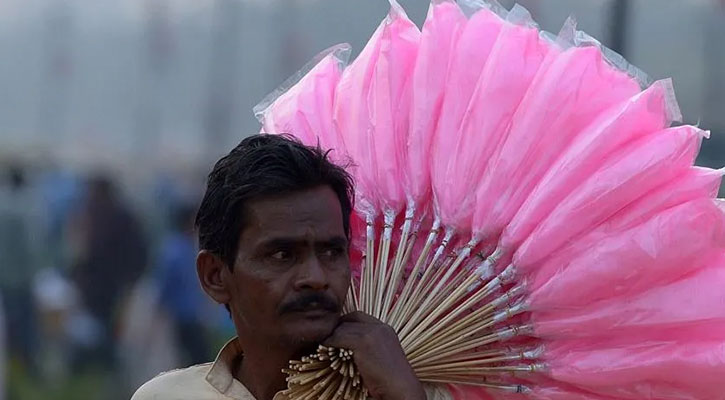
<box><xmin>270</xmin><ymin>250</ymin><xmax>292</xmax><ymax>261</ymax></box>
<box><xmin>321</xmin><ymin>247</ymin><xmax>344</xmax><ymax>259</ymax></box>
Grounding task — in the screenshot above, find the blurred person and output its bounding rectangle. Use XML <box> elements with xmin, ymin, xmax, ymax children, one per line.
<box><xmin>0</xmin><ymin>165</ymin><xmax>39</xmax><ymax>373</ymax></box>
<box><xmin>0</xmin><ymin>293</ymin><xmax>5</xmax><ymax>400</ymax></box>
<box><xmin>154</xmin><ymin>202</ymin><xmax>210</xmax><ymax>366</ymax></box>
<box><xmin>132</xmin><ymin>135</ymin><xmax>441</xmax><ymax>400</ymax></box>
<box><xmin>69</xmin><ymin>175</ymin><xmax>149</xmax><ymax>370</ymax></box>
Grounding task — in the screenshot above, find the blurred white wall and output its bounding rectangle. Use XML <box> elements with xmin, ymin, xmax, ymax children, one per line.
<box><xmin>0</xmin><ymin>0</ymin><xmax>723</xmax><ymax>174</ymax></box>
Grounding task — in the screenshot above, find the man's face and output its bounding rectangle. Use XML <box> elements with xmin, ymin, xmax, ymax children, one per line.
<box><xmin>227</xmin><ymin>185</ymin><xmax>351</xmax><ymax>348</ymax></box>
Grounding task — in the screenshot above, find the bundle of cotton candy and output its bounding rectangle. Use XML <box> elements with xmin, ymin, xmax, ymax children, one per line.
<box><xmin>254</xmin><ymin>0</ymin><xmax>725</xmax><ymax>399</ymax></box>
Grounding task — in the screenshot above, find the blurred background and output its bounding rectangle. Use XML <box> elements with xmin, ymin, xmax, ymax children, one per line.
<box><xmin>0</xmin><ymin>0</ymin><xmax>723</xmax><ymax>399</ymax></box>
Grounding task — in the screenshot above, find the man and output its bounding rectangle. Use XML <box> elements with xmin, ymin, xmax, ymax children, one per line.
<box><xmin>155</xmin><ymin>202</ymin><xmax>210</xmax><ymax>365</ymax></box>
<box><xmin>132</xmin><ymin>135</ymin><xmax>449</xmax><ymax>400</ymax></box>
<box><xmin>0</xmin><ymin>166</ymin><xmax>38</xmax><ymax>373</ymax></box>
<box><xmin>70</xmin><ymin>175</ymin><xmax>148</xmax><ymax>370</ymax></box>
<box><xmin>0</xmin><ymin>293</ymin><xmax>5</xmax><ymax>400</ymax></box>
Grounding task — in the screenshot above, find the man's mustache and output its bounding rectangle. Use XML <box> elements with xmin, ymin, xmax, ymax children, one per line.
<box><xmin>279</xmin><ymin>292</ymin><xmax>341</xmax><ymax>315</ymax></box>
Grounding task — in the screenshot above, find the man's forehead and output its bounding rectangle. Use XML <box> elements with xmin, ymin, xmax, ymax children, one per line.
<box><xmin>241</xmin><ymin>186</ymin><xmax>345</xmax><ymax>243</ymax></box>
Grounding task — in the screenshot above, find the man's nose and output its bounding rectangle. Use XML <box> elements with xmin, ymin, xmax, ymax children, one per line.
<box><xmin>293</xmin><ymin>253</ymin><xmax>329</xmax><ymax>291</ymax></box>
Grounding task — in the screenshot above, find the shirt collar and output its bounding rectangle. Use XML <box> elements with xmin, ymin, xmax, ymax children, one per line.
<box><xmin>206</xmin><ymin>337</ymin><xmax>257</xmax><ymax>399</ymax></box>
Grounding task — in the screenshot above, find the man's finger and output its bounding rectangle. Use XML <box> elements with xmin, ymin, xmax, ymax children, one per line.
<box><xmin>322</xmin><ymin>321</ymin><xmax>368</xmax><ymax>350</ymax></box>
<box><xmin>340</xmin><ymin>311</ymin><xmax>383</xmax><ymax>324</ymax></box>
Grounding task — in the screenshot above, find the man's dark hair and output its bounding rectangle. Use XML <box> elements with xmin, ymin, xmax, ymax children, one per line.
<box><xmin>195</xmin><ymin>134</ymin><xmax>354</xmax><ymax>268</ymax></box>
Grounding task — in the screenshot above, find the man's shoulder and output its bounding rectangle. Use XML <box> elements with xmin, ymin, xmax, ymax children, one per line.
<box><xmin>131</xmin><ymin>363</ymin><xmax>222</xmax><ymax>400</ymax></box>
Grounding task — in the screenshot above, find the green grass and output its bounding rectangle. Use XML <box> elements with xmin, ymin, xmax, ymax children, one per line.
<box><xmin>7</xmin><ymin>360</ymin><xmax>116</xmax><ymax>400</ymax></box>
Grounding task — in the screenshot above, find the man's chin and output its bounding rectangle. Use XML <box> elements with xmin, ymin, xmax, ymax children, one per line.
<box><xmin>282</xmin><ymin>311</ymin><xmax>339</xmax><ymax>346</ymax></box>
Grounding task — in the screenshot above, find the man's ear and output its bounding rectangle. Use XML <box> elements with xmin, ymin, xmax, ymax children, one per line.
<box><xmin>197</xmin><ymin>250</ymin><xmax>232</xmax><ymax>305</ymax></box>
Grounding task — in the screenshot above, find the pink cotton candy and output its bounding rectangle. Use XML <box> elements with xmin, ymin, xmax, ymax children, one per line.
<box><xmin>527</xmin><ymin>386</ymin><xmax>620</xmax><ymax>400</ymax></box>
<box><xmin>600</xmin><ymin>166</ymin><xmax>723</xmax><ymax>232</ymax></box>
<box><xmin>444</xmin><ymin>384</ymin><xmax>496</xmax><ymax>400</ymax></box>
<box><xmin>473</xmin><ymin>44</ymin><xmax>641</xmax><ymax>241</ymax></box>
<box><xmin>513</xmin><ymin>125</ymin><xmax>705</xmax><ymax>270</ymax></box>
<box><xmin>534</xmin><ymin>254</ymin><xmax>725</xmax><ymax>339</ymax></box>
<box><xmin>432</xmin><ymin>10</ymin><xmax>550</xmax><ymax>232</ymax></box>
<box><xmin>535</xmin><ymin>252</ymin><xmax>725</xmax><ymax>399</ymax></box>
<box><xmin>545</xmin><ymin>336</ymin><xmax>725</xmax><ymax>400</ymax></box>
<box><xmin>430</xmin><ymin>4</ymin><xmax>504</xmax><ymax>226</ymax></box>
<box><xmin>519</xmin><ymin>166</ymin><xmax>724</xmax><ymax>290</ymax></box>
<box><xmin>529</xmin><ymin>198</ymin><xmax>725</xmax><ymax>309</ymax></box>
<box><xmin>253</xmin><ymin>3</ymin><xmax>725</xmax><ymax>398</ymax></box>
<box><xmin>256</xmin><ymin>45</ymin><xmax>349</xmax><ymax>161</ymax></box>
<box><xmin>369</xmin><ymin>3</ymin><xmax>420</xmax><ymax>215</ymax></box>
<box><xmin>501</xmin><ymin>79</ymin><xmax>679</xmax><ymax>254</ymax></box>
<box><xmin>405</xmin><ymin>0</ymin><xmax>466</xmax><ymax>212</ymax></box>
<box><xmin>334</xmin><ymin>1</ymin><xmax>420</xmax><ymax>215</ymax></box>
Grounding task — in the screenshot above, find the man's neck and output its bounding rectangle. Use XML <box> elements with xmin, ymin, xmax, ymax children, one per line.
<box><xmin>237</xmin><ymin>339</ymin><xmax>311</xmax><ymax>400</ymax></box>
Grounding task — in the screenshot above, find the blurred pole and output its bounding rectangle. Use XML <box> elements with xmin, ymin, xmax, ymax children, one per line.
<box><xmin>204</xmin><ymin>0</ymin><xmax>241</xmax><ymax>161</ymax></box>
<box><xmin>277</xmin><ymin>2</ymin><xmax>305</xmax><ymax>79</ymax></box>
<box><xmin>609</xmin><ymin>0</ymin><xmax>629</xmax><ymax>57</ymax></box>
<box><xmin>36</xmin><ymin>0</ymin><xmax>74</xmax><ymax>153</ymax></box>
<box><xmin>699</xmin><ymin>1</ymin><xmax>725</xmax><ymax>176</ymax></box>
<box><xmin>134</xmin><ymin>0</ymin><xmax>174</xmax><ymax>169</ymax></box>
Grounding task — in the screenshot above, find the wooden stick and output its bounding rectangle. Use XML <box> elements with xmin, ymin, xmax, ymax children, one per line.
<box><xmin>419</xmin><ymin>364</ymin><xmax>541</xmax><ymax>375</ymax></box>
<box><xmin>282</xmin><ymin>384</ymin><xmax>310</xmax><ymax>399</ymax></box>
<box><xmin>351</xmin><ymin>277</ymin><xmax>359</xmax><ymax>311</ymax></box>
<box><xmin>300</xmin><ymin>382</ymin><xmax>326</xmax><ymax>400</ymax></box>
<box><xmin>314</xmin><ymin>370</ymin><xmax>339</xmax><ymax>390</ymax></box>
<box><xmin>290</xmin><ymin>367</ymin><xmax>333</xmax><ymax>386</ymax></box>
<box><xmin>343</xmin><ymin>376</ymin><xmax>355</xmax><ymax>399</ymax></box>
<box><xmin>414</xmin><ymin>348</ymin><xmax>511</xmax><ymax>366</ymax></box>
<box><xmin>413</xmin><ymin>354</ymin><xmax>531</xmax><ymax>372</ymax></box>
<box><xmin>377</xmin><ymin>229</ymin><xmax>394</xmax><ymax>317</ymax></box>
<box><xmin>398</xmin><ymin>259</ymin><xmax>476</xmax><ymax>347</ymax></box>
<box><xmin>396</xmin><ymin>228</ymin><xmax>458</xmax><ymax>339</ymax></box>
<box><xmin>390</xmin><ymin>229</ymin><xmax>440</xmax><ymax>324</ymax></box>
<box><xmin>336</xmin><ymin>376</ymin><xmax>350</xmax><ymax>400</ymax></box>
<box><xmin>296</xmin><ymin>360</ymin><xmax>329</xmax><ymax>372</ymax></box>
<box><xmin>399</xmin><ymin>238</ymin><xmax>480</xmax><ymax>344</ymax></box>
<box><xmin>387</xmin><ymin>219</ymin><xmax>440</xmax><ymax>329</ymax></box>
<box><xmin>362</xmin><ymin>217</ymin><xmax>375</xmax><ymax>313</ymax></box>
<box><xmin>382</xmin><ymin>230</ymin><xmax>417</xmax><ymax>321</ymax></box>
<box><xmin>318</xmin><ymin>374</ymin><xmax>342</xmax><ymax>400</ymax></box>
<box><xmin>406</xmin><ymin>266</ymin><xmax>523</xmax><ymax>350</ymax></box>
<box><xmin>405</xmin><ymin>278</ymin><xmax>524</xmax><ymax>352</ymax></box>
<box><xmin>418</xmin><ymin>378</ymin><xmax>530</xmax><ymax>393</ymax></box>
<box><xmin>407</xmin><ymin>312</ymin><xmax>497</xmax><ymax>360</ymax></box>
<box><xmin>411</xmin><ymin>324</ymin><xmax>532</xmax><ymax>366</ymax></box>
<box><xmin>380</xmin><ymin>209</ymin><xmax>415</xmax><ymax>320</ymax></box>
<box><xmin>372</xmin><ymin>213</ymin><xmax>393</xmax><ymax>317</ymax></box>
<box><xmin>396</xmin><ymin>254</ymin><xmax>455</xmax><ymax>330</ymax></box>
<box><xmin>369</xmin><ymin>230</ymin><xmax>384</xmax><ymax>315</ymax></box>
<box><xmin>344</xmin><ymin>284</ymin><xmax>357</xmax><ymax>314</ymax></box>
<box><xmin>394</xmin><ymin>246</ymin><xmax>458</xmax><ymax>333</ymax></box>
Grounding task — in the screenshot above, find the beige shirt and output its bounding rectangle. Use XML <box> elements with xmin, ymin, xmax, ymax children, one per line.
<box><xmin>131</xmin><ymin>338</ymin><xmax>451</xmax><ymax>400</ymax></box>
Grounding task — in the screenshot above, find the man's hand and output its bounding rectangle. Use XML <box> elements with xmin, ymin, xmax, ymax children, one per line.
<box><xmin>323</xmin><ymin>312</ymin><xmax>426</xmax><ymax>400</ymax></box>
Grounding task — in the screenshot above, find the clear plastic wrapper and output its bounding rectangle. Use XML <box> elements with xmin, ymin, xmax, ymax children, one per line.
<box><xmin>472</xmin><ymin>25</ymin><xmax>641</xmax><ymax>242</ymax></box>
<box><xmin>429</xmin><ymin>2</ymin><xmax>505</xmax><ymax>227</ymax></box>
<box><xmin>514</xmin><ymin>125</ymin><xmax>706</xmax><ymax>269</ymax></box>
<box><xmin>520</xmin><ymin>166</ymin><xmax>724</xmax><ymax>287</ymax></box>
<box><xmin>254</xmin><ymin>44</ymin><xmax>350</xmax><ymax>162</ymax></box>
<box><xmin>405</xmin><ymin>0</ymin><xmax>466</xmax><ymax>212</ymax></box>
<box><xmin>334</xmin><ymin>0</ymin><xmax>420</xmax><ymax>216</ymax></box>
<box><xmin>433</xmin><ymin>4</ymin><xmax>550</xmax><ymax>232</ymax></box>
<box><xmin>545</xmin><ymin>334</ymin><xmax>725</xmax><ymax>400</ymax></box>
<box><xmin>529</xmin><ymin>197</ymin><xmax>725</xmax><ymax>309</ymax></box>
<box><xmin>501</xmin><ymin>79</ymin><xmax>680</xmax><ymax>255</ymax></box>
